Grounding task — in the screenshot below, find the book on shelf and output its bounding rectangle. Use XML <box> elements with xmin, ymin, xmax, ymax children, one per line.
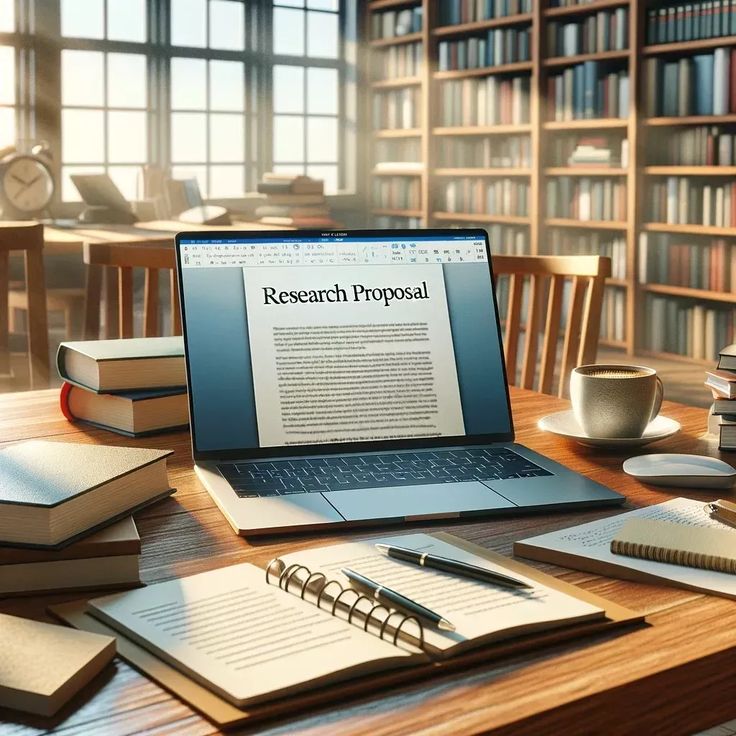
<box><xmin>549</xmin><ymin>134</ymin><xmax>628</xmax><ymax>167</ymax></box>
<box><xmin>600</xmin><ymin>288</ymin><xmax>626</xmax><ymax>343</ymax></box>
<box><xmin>547</xmin><ymin>7</ymin><xmax>628</xmax><ymax>57</ymax></box>
<box><xmin>646</xmin><ymin>1</ymin><xmax>736</xmax><ymax>45</ymax></box>
<box><xmin>549</xmin><ymin>230</ymin><xmax>627</xmax><ymax>280</ymax></box>
<box><xmin>370</xmin><ymin>6</ymin><xmax>423</xmax><ymax>40</ymax></box>
<box><xmin>375</xmin><ymin>138</ymin><xmax>421</xmax><ymax>162</ymax></box>
<box><xmin>649</xmin><ymin>125</ymin><xmax>736</xmax><ymax>166</ymax></box>
<box><xmin>57</xmin><ymin>337</ymin><xmax>186</xmax><ymax>393</ymax></box>
<box><xmin>487</xmin><ymin>224</ymin><xmax>529</xmax><ymax>255</ymax></box>
<box><xmin>437</xmin><ymin>135</ymin><xmax>531</xmax><ymax>168</ymax></box>
<box><xmin>437</xmin><ymin>28</ymin><xmax>531</xmax><ymax>71</ymax></box>
<box><xmin>0</xmin><ymin>516</ymin><xmax>140</xmax><ymax>597</ymax></box>
<box><xmin>438</xmin><ymin>76</ymin><xmax>530</xmax><ymax>126</ymax></box>
<box><xmin>372</xmin><ymin>88</ymin><xmax>421</xmax><ymax>129</ymax></box>
<box><xmin>0</xmin><ymin>440</ymin><xmax>174</xmax><ymax>548</ymax></box>
<box><xmin>548</xmin><ymin>62</ymin><xmax>629</xmax><ymax>121</ymax></box>
<box><xmin>441</xmin><ymin>177</ymin><xmax>529</xmax><ymax>217</ymax></box>
<box><xmin>373</xmin><ymin>161</ymin><xmax>425</xmax><ymax>172</ymax></box>
<box><xmin>648</xmin><ymin>176</ymin><xmax>736</xmax><ymax>227</ymax></box>
<box><xmin>372</xmin><ymin>176</ymin><xmax>421</xmax><ymax>211</ymax></box>
<box><xmin>438</xmin><ymin>0</ymin><xmax>532</xmax><ymax>26</ymax></box>
<box><xmin>373</xmin><ymin>42</ymin><xmax>422</xmax><ymax>80</ymax></box>
<box><xmin>546</xmin><ymin>177</ymin><xmax>627</xmax><ymax>221</ymax></box>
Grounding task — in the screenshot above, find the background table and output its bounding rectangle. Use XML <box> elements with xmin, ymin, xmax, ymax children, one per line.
<box><xmin>1</xmin><ymin>387</ymin><xmax>735</xmax><ymax>735</ymax></box>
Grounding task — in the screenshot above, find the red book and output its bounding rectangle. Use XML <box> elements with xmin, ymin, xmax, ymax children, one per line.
<box><xmin>731</xmin><ymin>49</ymin><xmax>736</xmax><ymax>114</ymax></box>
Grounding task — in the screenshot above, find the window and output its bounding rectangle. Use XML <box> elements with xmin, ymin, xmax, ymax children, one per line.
<box><xmin>0</xmin><ymin>0</ymin><xmax>16</xmax><ymax>149</ymax></box>
<box><xmin>272</xmin><ymin>0</ymin><xmax>342</xmax><ymax>194</ymax></box>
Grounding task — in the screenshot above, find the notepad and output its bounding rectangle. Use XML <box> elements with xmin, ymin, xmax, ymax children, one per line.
<box><xmin>86</xmin><ymin>532</ymin><xmax>605</xmax><ymax>707</ymax></box>
<box><xmin>612</xmin><ymin>518</ymin><xmax>736</xmax><ymax>574</ymax></box>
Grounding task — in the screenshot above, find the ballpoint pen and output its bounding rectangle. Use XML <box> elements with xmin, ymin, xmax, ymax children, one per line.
<box><xmin>375</xmin><ymin>543</ymin><xmax>533</xmax><ymax>590</ymax></box>
<box><xmin>341</xmin><ymin>567</ymin><xmax>455</xmax><ymax>631</ymax></box>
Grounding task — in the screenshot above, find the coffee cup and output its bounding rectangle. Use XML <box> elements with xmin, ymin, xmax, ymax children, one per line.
<box><xmin>569</xmin><ymin>364</ymin><xmax>663</xmax><ymax>439</ymax></box>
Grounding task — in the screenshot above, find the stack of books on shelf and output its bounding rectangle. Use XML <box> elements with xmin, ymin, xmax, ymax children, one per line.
<box><xmin>548</xmin><ymin>62</ymin><xmax>629</xmax><ymax>120</ymax></box>
<box><xmin>650</xmin><ymin>125</ymin><xmax>736</xmax><ymax>165</ymax></box>
<box><xmin>546</xmin><ymin>177</ymin><xmax>626</xmax><ymax>221</ymax></box>
<box><xmin>373</xmin><ymin>176</ymin><xmax>421</xmax><ymax>211</ymax></box>
<box><xmin>438</xmin><ymin>136</ymin><xmax>530</xmax><ymax>167</ymax></box>
<box><xmin>644</xmin><ymin>49</ymin><xmax>736</xmax><ymax>117</ymax></box>
<box><xmin>705</xmin><ymin>344</ymin><xmax>736</xmax><ymax>449</ymax></box>
<box><xmin>438</xmin><ymin>77</ymin><xmax>530</xmax><ymax>126</ymax></box>
<box><xmin>648</xmin><ymin>176</ymin><xmax>736</xmax><ymax>227</ymax></box>
<box><xmin>549</xmin><ymin>230</ymin><xmax>626</xmax><ymax>280</ymax></box>
<box><xmin>438</xmin><ymin>0</ymin><xmax>532</xmax><ymax>26</ymax></box>
<box><xmin>57</xmin><ymin>336</ymin><xmax>188</xmax><ymax>437</ymax></box>
<box><xmin>372</xmin><ymin>88</ymin><xmax>421</xmax><ymax>129</ymax></box>
<box><xmin>646</xmin><ymin>2</ymin><xmax>736</xmax><ymax>45</ymax></box>
<box><xmin>639</xmin><ymin>233</ymin><xmax>736</xmax><ymax>291</ymax></box>
<box><xmin>370</xmin><ymin>6</ymin><xmax>423</xmax><ymax>40</ymax></box>
<box><xmin>547</xmin><ymin>7</ymin><xmax>629</xmax><ymax>57</ymax></box>
<box><xmin>441</xmin><ymin>178</ymin><xmax>529</xmax><ymax>217</ymax></box>
<box><xmin>374</xmin><ymin>42</ymin><xmax>422</xmax><ymax>79</ymax></box>
<box><xmin>438</xmin><ymin>28</ymin><xmax>531</xmax><ymax>71</ymax></box>
<box><xmin>255</xmin><ymin>173</ymin><xmax>335</xmax><ymax>228</ymax></box>
<box><xmin>566</xmin><ymin>136</ymin><xmax>629</xmax><ymax>168</ymax></box>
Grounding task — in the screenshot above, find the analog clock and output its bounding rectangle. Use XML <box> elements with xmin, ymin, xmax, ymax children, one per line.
<box><xmin>0</xmin><ymin>153</ymin><xmax>55</xmax><ymax>219</ymax></box>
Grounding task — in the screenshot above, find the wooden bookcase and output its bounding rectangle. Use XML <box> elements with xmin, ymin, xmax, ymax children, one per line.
<box><xmin>366</xmin><ymin>0</ymin><xmax>736</xmax><ymax>363</ymax></box>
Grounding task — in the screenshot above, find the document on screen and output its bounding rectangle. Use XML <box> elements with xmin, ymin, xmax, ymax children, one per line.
<box><xmin>243</xmin><ymin>263</ymin><xmax>465</xmax><ymax>447</ymax></box>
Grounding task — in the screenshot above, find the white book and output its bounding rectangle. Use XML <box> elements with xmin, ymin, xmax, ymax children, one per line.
<box><xmin>715</xmin><ymin>185</ymin><xmax>724</xmax><ymax>228</ymax></box>
<box><xmin>692</xmin><ymin>305</ymin><xmax>706</xmax><ymax>361</ymax></box>
<box><xmin>703</xmin><ymin>185</ymin><xmax>712</xmax><ymax>226</ymax></box>
<box><xmin>579</xmin><ymin>178</ymin><xmax>591</xmax><ymax>221</ymax></box>
<box><xmin>678</xmin><ymin>177</ymin><xmax>689</xmax><ymax>225</ymax></box>
<box><xmin>618</xmin><ymin>73</ymin><xmax>629</xmax><ymax>118</ymax></box>
<box><xmin>666</xmin><ymin>177</ymin><xmax>678</xmax><ymax>224</ymax></box>
<box><xmin>713</xmin><ymin>48</ymin><xmax>730</xmax><ymax>116</ymax></box>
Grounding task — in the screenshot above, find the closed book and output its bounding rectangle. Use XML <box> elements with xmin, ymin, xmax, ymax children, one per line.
<box><xmin>257</xmin><ymin>193</ymin><xmax>325</xmax><ymax>206</ymax></box>
<box><xmin>663</xmin><ymin>62</ymin><xmax>680</xmax><ymax>117</ymax></box>
<box><xmin>713</xmin><ymin>47</ymin><xmax>730</xmax><ymax>114</ymax></box>
<box><xmin>60</xmin><ymin>382</ymin><xmax>189</xmax><ymax>437</ymax></box>
<box><xmin>256</xmin><ymin>181</ymin><xmax>293</xmax><ymax>194</ymax></box>
<box><xmin>705</xmin><ymin>368</ymin><xmax>736</xmax><ymax>398</ymax></box>
<box><xmin>721</xmin><ymin>424</ymin><xmax>736</xmax><ymax>448</ymax></box>
<box><xmin>0</xmin><ymin>614</ymin><xmax>115</xmax><ymax>716</ymax></box>
<box><xmin>0</xmin><ymin>440</ymin><xmax>174</xmax><ymax>548</ymax></box>
<box><xmin>57</xmin><ymin>337</ymin><xmax>186</xmax><ymax>393</ymax></box>
<box><xmin>712</xmin><ymin>398</ymin><xmax>736</xmax><ymax>416</ymax></box>
<box><xmin>693</xmin><ymin>53</ymin><xmax>715</xmax><ymax>115</ymax></box>
<box><xmin>0</xmin><ymin>517</ymin><xmax>141</xmax><ymax>596</ymax></box>
<box><xmin>718</xmin><ymin>342</ymin><xmax>736</xmax><ymax>370</ymax></box>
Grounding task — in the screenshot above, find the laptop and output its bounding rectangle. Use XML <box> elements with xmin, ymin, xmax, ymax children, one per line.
<box><xmin>175</xmin><ymin>228</ymin><xmax>624</xmax><ymax>535</ymax></box>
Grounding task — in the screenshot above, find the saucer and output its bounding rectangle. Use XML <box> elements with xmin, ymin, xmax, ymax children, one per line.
<box><xmin>537</xmin><ymin>410</ymin><xmax>681</xmax><ymax>448</ymax></box>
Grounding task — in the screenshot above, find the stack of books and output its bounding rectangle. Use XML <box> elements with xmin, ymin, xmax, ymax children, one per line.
<box><xmin>255</xmin><ymin>173</ymin><xmax>335</xmax><ymax>228</ymax></box>
<box><xmin>567</xmin><ymin>136</ymin><xmax>629</xmax><ymax>168</ymax></box>
<box><xmin>706</xmin><ymin>344</ymin><xmax>736</xmax><ymax>450</ymax></box>
<box><xmin>57</xmin><ymin>336</ymin><xmax>188</xmax><ymax>437</ymax></box>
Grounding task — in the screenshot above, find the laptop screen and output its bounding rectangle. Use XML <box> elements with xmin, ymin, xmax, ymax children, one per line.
<box><xmin>177</xmin><ymin>229</ymin><xmax>513</xmax><ymax>459</ymax></box>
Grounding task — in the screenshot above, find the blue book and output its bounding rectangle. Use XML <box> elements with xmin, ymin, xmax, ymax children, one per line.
<box><xmin>486</xmin><ymin>29</ymin><xmax>495</xmax><ymax>66</ymax></box>
<box><xmin>662</xmin><ymin>62</ymin><xmax>680</xmax><ymax>116</ymax></box>
<box><xmin>583</xmin><ymin>61</ymin><xmax>598</xmax><ymax>118</ymax></box>
<box><xmin>573</xmin><ymin>64</ymin><xmax>585</xmax><ymax>118</ymax></box>
<box><xmin>692</xmin><ymin>53</ymin><xmax>715</xmax><ymax>115</ymax></box>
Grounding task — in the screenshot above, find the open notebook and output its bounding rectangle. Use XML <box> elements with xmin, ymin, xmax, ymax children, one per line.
<box><xmin>86</xmin><ymin>532</ymin><xmax>605</xmax><ymax>708</ymax></box>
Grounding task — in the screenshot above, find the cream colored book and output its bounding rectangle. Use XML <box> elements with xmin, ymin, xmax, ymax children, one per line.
<box><xmin>611</xmin><ymin>518</ymin><xmax>736</xmax><ymax>574</ymax></box>
<box><xmin>87</xmin><ymin>532</ymin><xmax>605</xmax><ymax>708</ymax></box>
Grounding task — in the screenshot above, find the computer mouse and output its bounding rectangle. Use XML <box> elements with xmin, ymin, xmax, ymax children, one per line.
<box><xmin>623</xmin><ymin>453</ymin><xmax>736</xmax><ymax>489</ymax></box>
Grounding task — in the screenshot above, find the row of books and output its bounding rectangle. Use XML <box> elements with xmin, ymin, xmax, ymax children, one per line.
<box><xmin>488</xmin><ymin>224</ymin><xmax>529</xmax><ymax>255</ymax></box>
<box><xmin>548</xmin><ymin>64</ymin><xmax>629</xmax><ymax>121</ymax></box>
<box><xmin>374</xmin><ymin>42</ymin><xmax>422</xmax><ymax>80</ymax></box>
<box><xmin>648</xmin><ymin>125</ymin><xmax>736</xmax><ymax>166</ymax></box>
<box><xmin>440</xmin><ymin>178</ymin><xmax>529</xmax><ymax>216</ymax></box>
<box><xmin>547</xmin><ymin>8</ymin><xmax>629</xmax><ymax>57</ymax></box>
<box><xmin>546</xmin><ymin>177</ymin><xmax>627</xmax><ymax>221</ymax></box>
<box><xmin>648</xmin><ymin>176</ymin><xmax>736</xmax><ymax>227</ymax></box>
<box><xmin>370</xmin><ymin>6</ymin><xmax>423</xmax><ymax>40</ymax></box>
<box><xmin>646</xmin><ymin>1</ymin><xmax>736</xmax><ymax>45</ymax></box>
<box><xmin>643</xmin><ymin>50</ymin><xmax>736</xmax><ymax>117</ymax></box>
<box><xmin>549</xmin><ymin>0</ymin><xmax>607</xmax><ymax>6</ymax></box>
<box><xmin>375</xmin><ymin>215</ymin><xmax>422</xmax><ymax>228</ymax></box>
<box><xmin>375</xmin><ymin>138</ymin><xmax>421</xmax><ymax>163</ymax></box>
<box><xmin>437</xmin><ymin>0</ymin><xmax>532</xmax><ymax>27</ymax></box>
<box><xmin>437</xmin><ymin>29</ymin><xmax>531</xmax><ymax>72</ymax></box>
<box><xmin>372</xmin><ymin>88</ymin><xmax>421</xmax><ymax>130</ymax></box>
<box><xmin>599</xmin><ymin>287</ymin><xmax>626</xmax><ymax>344</ymax></box>
<box><xmin>645</xmin><ymin>294</ymin><xmax>734</xmax><ymax>359</ymax></box>
<box><xmin>548</xmin><ymin>134</ymin><xmax>629</xmax><ymax>167</ymax></box>
<box><xmin>438</xmin><ymin>77</ymin><xmax>530</xmax><ymax>127</ymax></box>
<box><xmin>436</xmin><ymin>135</ymin><xmax>531</xmax><ymax>168</ymax></box>
<box><xmin>372</xmin><ymin>176</ymin><xmax>421</xmax><ymax>210</ymax></box>
<box><xmin>638</xmin><ymin>233</ymin><xmax>736</xmax><ymax>292</ymax></box>
<box><xmin>547</xmin><ymin>230</ymin><xmax>626</xmax><ymax>281</ymax></box>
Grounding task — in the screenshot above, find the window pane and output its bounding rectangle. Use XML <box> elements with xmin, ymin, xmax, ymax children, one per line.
<box><xmin>107</xmin><ymin>0</ymin><xmax>146</xmax><ymax>42</ymax></box>
<box><xmin>209</xmin><ymin>165</ymin><xmax>244</xmax><ymax>197</ymax></box>
<box><xmin>209</xmin><ymin>60</ymin><xmax>244</xmax><ymax>112</ymax></box>
<box><xmin>61</xmin><ymin>50</ymin><xmax>104</xmax><ymax>107</ymax></box>
<box><xmin>171</xmin><ymin>58</ymin><xmax>207</xmax><ymax>110</ymax></box>
<box><xmin>306</xmin><ymin>164</ymin><xmax>337</xmax><ymax>194</ymax></box>
<box><xmin>273</xmin><ymin>115</ymin><xmax>304</xmax><ymax>162</ymax></box>
<box><xmin>307</xmin><ymin>117</ymin><xmax>337</xmax><ymax>162</ymax></box>
<box><xmin>0</xmin><ymin>47</ymin><xmax>14</xmax><ymax>106</ymax></box>
<box><xmin>172</xmin><ymin>165</ymin><xmax>207</xmax><ymax>196</ymax></box>
<box><xmin>107</xmin><ymin>54</ymin><xmax>147</xmax><ymax>108</ymax></box>
<box><xmin>307</xmin><ymin>0</ymin><xmax>338</xmax><ymax>9</ymax></box>
<box><xmin>171</xmin><ymin>0</ymin><xmax>207</xmax><ymax>47</ymax></box>
<box><xmin>209</xmin><ymin>114</ymin><xmax>244</xmax><ymax>162</ymax></box>
<box><xmin>209</xmin><ymin>0</ymin><xmax>245</xmax><ymax>51</ymax></box>
<box><xmin>273</xmin><ymin>66</ymin><xmax>304</xmax><ymax>113</ymax></box>
<box><xmin>61</xmin><ymin>0</ymin><xmax>104</xmax><ymax>39</ymax></box>
<box><xmin>0</xmin><ymin>0</ymin><xmax>14</xmax><ymax>32</ymax></box>
<box><xmin>62</xmin><ymin>109</ymin><xmax>104</xmax><ymax>163</ymax></box>
<box><xmin>108</xmin><ymin>111</ymin><xmax>147</xmax><ymax>162</ymax></box>
<box><xmin>171</xmin><ymin>112</ymin><xmax>207</xmax><ymax>162</ymax></box>
<box><xmin>307</xmin><ymin>67</ymin><xmax>337</xmax><ymax>114</ymax></box>
<box><xmin>273</xmin><ymin>8</ymin><xmax>304</xmax><ymax>56</ymax></box>
<box><xmin>0</xmin><ymin>107</ymin><xmax>15</xmax><ymax>148</ymax></box>
<box><xmin>307</xmin><ymin>10</ymin><xmax>338</xmax><ymax>58</ymax></box>
<box><xmin>61</xmin><ymin>165</ymin><xmax>104</xmax><ymax>201</ymax></box>
<box><xmin>108</xmin><ymin>165</ymin><xmax>141</xmax><ymax>200</ymax></box>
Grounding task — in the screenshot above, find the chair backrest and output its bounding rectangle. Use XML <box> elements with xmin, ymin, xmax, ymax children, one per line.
<box><xmin>491</xmin><ymin>254</ymin><xmax>612</xmax><ymax>398</ymax></box>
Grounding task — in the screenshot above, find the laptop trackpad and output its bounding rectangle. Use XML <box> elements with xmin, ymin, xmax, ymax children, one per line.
<box><xmin>323</xmin><ymin>481</ymin><xmax>515</xmax><ymax>522</ymax></box>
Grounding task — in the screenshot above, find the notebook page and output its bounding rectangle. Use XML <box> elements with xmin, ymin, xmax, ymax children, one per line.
<box><xmin>279</xmin><ymin>533</ymin><xmax>604</xmax><ymax>656</ymax></box>
<box><xmin>87</xmin><ymin>562</ymin><xmax>421</xmax><ymax>707</ymax></box>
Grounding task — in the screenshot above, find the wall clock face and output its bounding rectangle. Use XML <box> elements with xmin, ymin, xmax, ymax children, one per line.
<box><xmin>2</xmin><ymin>155</ymin><xmax>55</xmax><ymax>215</ymax></box>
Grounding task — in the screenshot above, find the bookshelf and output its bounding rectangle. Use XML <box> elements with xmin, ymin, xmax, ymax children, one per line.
<box><xmin>366</xmin><ymin>0</ymin><xmax>736</xmax><ymax>362</ymax></box>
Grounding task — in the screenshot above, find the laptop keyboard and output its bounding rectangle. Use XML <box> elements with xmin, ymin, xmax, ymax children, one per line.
<box><xmin>217</xmin><ymin>448</ymin><xmax>551</xmax><ymax>499</ymax></box>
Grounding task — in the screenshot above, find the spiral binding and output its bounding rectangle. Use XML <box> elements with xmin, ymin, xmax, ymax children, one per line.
<box><xmin>265</xmin><ymin>557</ymin><xmax>425</xmax><ymax>650</ymax></box>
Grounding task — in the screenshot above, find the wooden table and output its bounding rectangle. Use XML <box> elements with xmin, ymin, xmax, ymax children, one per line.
<box><xmin>1</xmin><ymin>387</ymin><xmax>735</xmax><ymax>735</ymax></box>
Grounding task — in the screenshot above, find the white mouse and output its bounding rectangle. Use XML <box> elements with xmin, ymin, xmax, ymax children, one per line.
<box><xmin>623</xmin><ymin>454</ymin><xmax>736</xmax><ymax>489</ymax></box>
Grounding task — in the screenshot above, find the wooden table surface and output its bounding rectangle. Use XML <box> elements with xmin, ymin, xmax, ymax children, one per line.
<box><xmin>1</xmin><ymin>387</ymin><xmax>735</xmax><ymax>735</ymax></box>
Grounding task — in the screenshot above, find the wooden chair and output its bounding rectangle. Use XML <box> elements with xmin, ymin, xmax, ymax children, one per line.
<box><xmin>83</xmin><ymin>241</ymin><xmax>180</xmax><ymax>339</ymax></box>
<box><xmin>0</xmin><ymin>222</ymin><xmax>50</xmax><ymax>387</ymax></box>
<box><xmin>492</xmin><ymin>254</ymin><xmax>612</xmax><ymax>398</ymax></box>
